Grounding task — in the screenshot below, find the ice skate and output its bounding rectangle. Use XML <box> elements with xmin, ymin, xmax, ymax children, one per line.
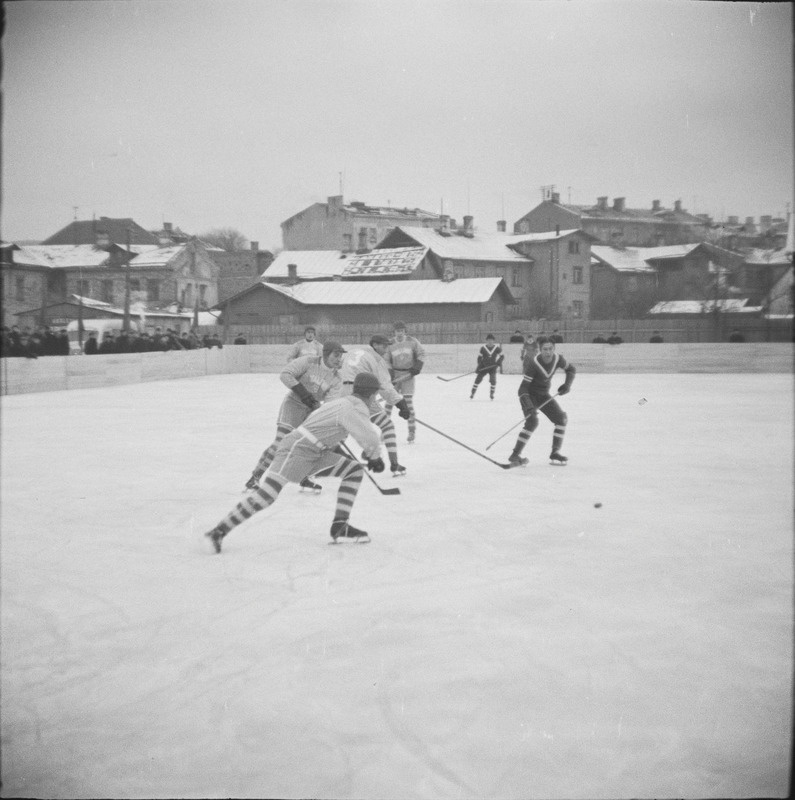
<box><xmin>390</xmin><ymin>463</ymin><xmax>407</xmax><ymax>477</ymax></box>
<box><xmin>508</xmin><ymin>453</ymin><xmax>529</xmax><ymax>467</ymax></box>
<box><xmin>299</xmin><ymin>476</ymin><xmax>322</xmax><ymax>493</ymax></box>
<box><xmin>205</xmin><ymin>527</ymin><xmax>227</xmax><ymax>554</ymax></box>
<box><xmin>329</xmin><ymin>519</ymin><xmax>370</xmax><ymax>544</ymax></box>
<box><xmin>407</xmin><ymin>433</ymin><xmax>415</xmax><ymax>444</ymax></box>
<box><xmin>244</xmin><ymin>474</ymin><xmax>260</xmax><ymax>491</ymax></box>
<box><xmin>549</xmin><ymin>450</ymin><xmax>568</xmax><ymax>466</ymax></box>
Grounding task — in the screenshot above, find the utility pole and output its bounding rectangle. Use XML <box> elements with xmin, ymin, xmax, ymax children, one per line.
<box><xmin>123</xmin><ymin>227</ymin><xmax>132</xmax><ymax>333</ymax></box>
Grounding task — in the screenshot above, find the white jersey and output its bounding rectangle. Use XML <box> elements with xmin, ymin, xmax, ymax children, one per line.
<box><xmin>286</xmin><ymin>338</ymin><xmax>323</xmax><ymax>361</ymax></box>
<box><xmin>300</xmin><ymin>395</ymin><xmax>382</xmax><ymax>459</ymax></box>
<box><xmin>280</xmin><ymin>355</ymin><xmax>341</xmax><ymax>403</ymax></box>
<box><xmin>340</xmin><ymin>346</ymin><xmax>403</xmax><ymax>406</ymax></box>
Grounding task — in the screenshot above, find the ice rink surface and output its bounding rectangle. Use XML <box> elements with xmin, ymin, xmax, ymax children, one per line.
<box><xmin>1</xmin><ymin>371</ymin><xmax>792</xmax><ymax>799</ymax></box>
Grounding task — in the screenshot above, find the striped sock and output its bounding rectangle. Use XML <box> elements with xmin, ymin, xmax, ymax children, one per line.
<box><xmin>327</xmin><ymin>457</ymin><xmax>363</xmax><ymax>521</ymax></box>
<box><xmin>552</xmin><ymin>424</ymin><xmax>566</xmax><ymax>452</ymax></box>
<box><xmin>513</xmin><ymin>429</ymin><xmax>532</xmax><ymax>455</ymax></box>
<box><xmin>371</xmin><ymin>411</ymin><xmax>398</xmax><ymax>462</ymax></box>
<box><xmin>216</xmin><ymin>474</ymin><xmax>287</xmax><ymax>534</ymax></box>
<box><xmin>254</xmin><ymin>424</ymin><xmax>293</xmax><ymax>474</ymax></box>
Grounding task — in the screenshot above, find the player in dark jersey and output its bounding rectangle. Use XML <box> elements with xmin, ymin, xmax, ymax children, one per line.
<box><xmin>470</xmin><ymin>334</ymin><xmax>504</xmax><ymax>400</ymax></box>
<box><xmin>508</xmin><ymin>336</ymin><xmax>575</xmax><ymax>466</ymax></box>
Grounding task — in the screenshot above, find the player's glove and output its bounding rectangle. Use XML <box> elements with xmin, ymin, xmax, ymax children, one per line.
<box><xmin>292</xmin><ymin>384</ymin><xmax>320</xmax><ymax>410</ymax></box>
<box><xmin>557</xmin><ymin>383</ymin><xmax>571</xmax><ymax>395</ymax></box>
<box><xmin>366</xmin><ymin>457</ymin><xmax>385</xmax><ymax>473</ymax></box>
<box><xmin>395</xmin><ymin>399</ymin><xmax>411</xmax><ymax>419</ymax></box>
<box><xmin>409</xmin><ymin>360</ymin><xmax>424</xmax><ymax>376</ymax></box>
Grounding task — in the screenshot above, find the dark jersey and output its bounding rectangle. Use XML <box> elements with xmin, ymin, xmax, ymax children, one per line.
<box><xmin>477</xmin><ymin>344</ymin><xmax>503</xmax><ymax>369</ymax></box>
<box><xmin>519</xmin><ymin>352</ymin><xmax>575</xmax><ymax>396</ymax></box>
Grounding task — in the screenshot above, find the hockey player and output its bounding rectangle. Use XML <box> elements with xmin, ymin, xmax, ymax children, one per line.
<box><xmin>470</xmin><ymin>334</ymin><xmax>504</xmax><ymax>400</ymax></box>
<box><xmin>206</xmin><ymin>372</ymin><xmax>385</xmax><ymax>552</ymax></box>
<box><xmin>340</xmin><ymin>335</ymin><xmax>411</xmax><ymax>476</ymax></box>
<box><xmin>383</xmin><ymin>321</ymin><xmax>425</xmax><ymax>443</ymax></box>
<box><xmin>244</xmin><ymin>341</ymin><xmax>346</xmax><ymax>492</ymax></box>
<box><xmin>508</xmin><ymin>335</ymin><xmax>575</xmax><ymax>466</ymax></box>
<box><xmin>286</xmin><ymin>326</ymin><xmax>323</xmax><ymax>361</ymax></box>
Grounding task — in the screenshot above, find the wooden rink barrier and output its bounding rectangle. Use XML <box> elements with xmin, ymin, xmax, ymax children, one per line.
<box><xmin>1</xmin><ymin>343</ymin><xmax>792</xmax><ymax>396</ymax></box>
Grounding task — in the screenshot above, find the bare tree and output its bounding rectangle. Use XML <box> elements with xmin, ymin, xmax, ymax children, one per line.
<box><xmin>199</xmin><ymin>227</ymin><xmax>249</xmax><ymax>252</ymax></box>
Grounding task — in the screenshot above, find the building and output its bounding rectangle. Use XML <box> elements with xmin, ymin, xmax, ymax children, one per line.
<box><xmin>215</xmin><ymin>277</ymin><xmax>515</xmax><ymax>328</ymax></box>
<box><xmin>514</xmin><ymin>192</ymin><xmax>710</xmax><ymax>247</ymax></box>
<box><xmin>204</xmin><ymin>242</ymin><xmax>273</xmax><ymax>302</ymax></box>
<box><xmin>737</xmin><ymin>247</ymin><xmax>793</xmax><ymax>315</ymax></box>
<box><xmin>43</xmin><ymin>217</ymin><xmax>159</xmax><ymax>246</ymax></box>
<box><xmin>2</xmin><ymin>238</ymin><xmax>219</xmax><ymax>327</ymax></box>
<box><xmin>590</xmin><ymin>242</ymin><xmax>745</xmax><ymax>318</ymax></box>
<box><xmin>378</xmin><ymin>222</ymin><xmax>596</xmax><ymax>319</ymax></box>
<box><xmin>281</xmin><ymin>195</ymin><xmax>446</xmax><ymax>251</ymax></box>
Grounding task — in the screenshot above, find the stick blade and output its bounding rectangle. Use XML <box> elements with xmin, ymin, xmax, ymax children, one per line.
<box><xmin>380</xmin><ymin>487</ymin><xmax>401</xmax><ymax>495</ymax></box>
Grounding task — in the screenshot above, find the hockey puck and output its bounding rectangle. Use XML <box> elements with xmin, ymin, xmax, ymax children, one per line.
<box><xmin>594</xmin><ymin>502</ymin><xmax>602</xmax><ymax>508</ymax></box>
<box><xmin>638</xmin><ymin>398</ymin><xmax>647</xmax><ymax>405</ymax></box>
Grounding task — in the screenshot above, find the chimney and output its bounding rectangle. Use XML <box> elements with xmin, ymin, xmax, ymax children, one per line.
<box><xmin>96</xmin><ymin>229</ymin><xmax>110</xmax><ymax>247</ymax></box>
<box><xmin>555</xmin><ymin>224</ymin><xmax>560</xmax><ymax>236</ymax></box>
<box><xmin>551</xmin><ymin>192</ymin><xmax>560</xmax><ymax>204</ymax></box>
<box><xmin>597</xmin><ymin>196</ymin><xmax>608</xmax><ymax>210</ymax></box>
<box><xmin>439</xmin><ymin>214</ymin><xmax>450</xmax><ymax>231</ymax></box>
<box><xmin>760</xmin><ymin>215</ymin><xmax>772</xmax><ymax>232</ymax></box>
<box><xmin>287</xmin><ymin>263</ymin><xmax>298</xmax><ymax>283</ymax></box>
<box><xmin>652</xmin><ymin>199</ymin><xmax>661</xmax><ymax>212</ymax></box>
<box><xmin>250</xmin><ymin>241</ymin><xmax>259</xmax><ymax>251</ymax></box>
<box><xmin>674</xmin><ymin>199</ymin><xmax>682</xmax><ymax>212</ymax></box>
<box><xmin>497</xmin><ymin>220</ymin><xmax>506</xmax><ymax>232</ymax></box>
<box><xmin>728</xmin><ymin>215</ymin><xmax>739</xmax><ymax>225</ymax></box>
<box><xmin>163</xmin><ymin>222</ymin><xmax>173</xmax><ymax>232</ymax></box>
<box><xmin>463</xmin><ymin>215</ymin><xmax>474</xmax><ymax>233</ymax></box>
<box><xmin>327</xmin><ymin>195</ymin><xmax>344</xmax><ymax>214</ymax></box>
<box><xmin>613</xmin><ymin>197</ymin><xmax>626</xmax><ymax>212</ymax></box>
<box><xmin>745</xmin><ymin>217</ymin><xmax>757</xmax><ymax>234</ymax></box>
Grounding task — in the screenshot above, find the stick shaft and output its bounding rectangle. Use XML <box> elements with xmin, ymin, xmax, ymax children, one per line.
<box><xmin>436</xmin><ymin>366</ymin><xmax>494</xmax><ymax>383</ymax></box>
<box><xmin>484</xmin><ymin>393</ymin><xmax>560</xmax><ymax>451</ymax></box>
<box><xmin>414</xmin><ymin>417</ymin><xmax>510</xmax><ymax>468</ymax></box>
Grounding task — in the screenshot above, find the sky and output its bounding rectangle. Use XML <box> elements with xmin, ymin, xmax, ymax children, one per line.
<box><xmin>1</xmin><ymin>0</ymin><xmax>793</xmax><ymax>251</ymax></box>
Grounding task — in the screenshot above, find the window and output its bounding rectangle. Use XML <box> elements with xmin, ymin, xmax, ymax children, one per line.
<box><xmin>572</xmin><ymin>300</ymin><xmax>584</xmax><ymax>318</ymax></box>
<box><xmin>572</xmin><ymin>266</ymin><xmax>583</xmax><ymax>285</ymax></box>
<box><xmin>368</xmin><ymin>227</ymin><xmax>377</xmax><ymax>244</ymax></box>
<box><xmin>474</xmin><ymin>266</ymin><xmax>486</xmax><ymax>278</ymax></box>
<box><xmin>626</xmin><ymin>276</ymin><xmax>638</xmax><ymax>292</ymax></box>
<box><xmin>147</xmin><ymin>279</ymin><xmax>160</xmax><ymax>302</ymax></box>
<box><xmin>485</xmin><ymin>311</ymin><xmax>494</xmax><ymax>324</ymax></box>
<box><xmin>568</xmin><ymin>240</ymin><xmax>580</xmax><ymax>254</ymax></box>
<box><xmin>185</xmin><ymin>283</ymin><xmax>193</xmax><ymax>306</ymax></box>
<box><xmin>358</xmin><ymin>229</ymin><xmax>367</xmax><ymax>249</ymax></box>
<box><xmin>101</xmin><ymin>280</ymin><xmax>114</xmax><ymax>304</ymax></box>
<box><xmin>15</xmin><ymin>277</ymin><xmax>25</xmax><ymax>301</ymax></box>
<box><xmin>77</xmin><ymin>279</ymin><xmax>89</xmax><ymax>296</ymax></box>
<box><xmin>129</xmin><ymin>278</ymin><xmax>141</xmax><ymax>292</ymax></box>
<box><xmin>199</xmin><ymin>284</ymin><xmax>207</xmax><ymax>304</ymax></box>
<box><xmin>511</xmin><ymin>267</ymin><xmax>522</xmax><ymax>287</ymax></box>
<box><xmin>342</xmin><ymin>234</ymin><xmax>353</xmax><ymax>252</ymax></box>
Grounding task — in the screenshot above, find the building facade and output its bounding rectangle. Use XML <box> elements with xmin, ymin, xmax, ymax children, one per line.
<box><xmin>514</xmin><ymin>193</ymin><xmax>710</xmax><ymax>247</ymax></box>
<box><xmin>281</xmin><ymin>195</ymin><xmax>447</xmax><ymax>251</ymax></box>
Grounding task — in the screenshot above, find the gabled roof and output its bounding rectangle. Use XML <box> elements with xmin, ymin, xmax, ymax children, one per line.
<box><xmin>11</xmin><ymin>244</ymin><xmax>115</xmax><ymax>269</ymax></box>
<box><xmin>224</xmin><ymin>277</ymin><xmax>514</xmax><ymax>307</ymax></box>
<box><xmin>743</xmin><ymin>248</ymin><xmax>792</xmax><ymax>266</ymax></box>
<box><xmin>591</xmin><ymin>243</ymin><xmax>702</xmax><ymax>273</ymax></box>
<box><xmin>382</xmin><ymin>227</ymin><xmax>530</xmax><ymax>262</ymax></box>
<box><xmin>522</xmin><ymin>200</ymin><xmax>707</xmax><ymax>226</ymax></box>
<box><xmin>281</xmin><ymin>200</ymin><xmax>441</xmax><ymax>227</ymax></box>
<box><xmin>42</xmin><ymin>218</ymin><xmax>159</xmax><ymax>246</ymax></box>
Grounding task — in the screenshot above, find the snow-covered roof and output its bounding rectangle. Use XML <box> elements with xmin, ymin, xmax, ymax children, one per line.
<box><xmin>263</xmin><ymin>250</ymin><xmax>357</xmax><ymax>280</ymax></box>
<box><xmin>743</xmin><ymin>248</ymin><xmax>792</xmax><ymax>266</ymax></box>
<box><xmin>262</xmin><ymin>277</ymin><xmax>512</xmax><ymax>306</ymax></box>
<box><xmin>591</xmin><ymin>243</ymin><xmax>702</xmax><ymax>273</ymax></box>
<box><xmin>648</xmin><ymin>299</ymin><xmax>761</xmax><ymax>314</ymax></box>
<box><xmin>128</xmin><ymin>244</ymin><xmax>185</xmax><ymax>267</ymax></box>
<box><xmin>388</xmin><ymin>227</ymin><xmax>530</xmax><ymax>262</ymax></box>
<box><xmin>13</xmin><ymin>244</ymin><xmax>113</xmax><ymax>269</ymax></box>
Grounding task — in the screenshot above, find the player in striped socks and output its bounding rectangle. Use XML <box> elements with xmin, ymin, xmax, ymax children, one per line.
<box><xmin>508</xmin><ymin>336</ymin><xmax>575</xmax><ymax>466</ymax></box>
<box><xmin>205</xmin><ymin>372</ymin><xmax>385</xmax><ymax>552</ymax></box>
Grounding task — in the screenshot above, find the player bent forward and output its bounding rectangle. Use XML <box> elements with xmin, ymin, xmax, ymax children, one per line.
<box><xmin>206</xmin><ymin>372</ymin><xmax>386</xmax><ymax>552</ymax></box>
<box><xmin>509</xmin><ymin>336</ymin><xmax>575</xmax><ymax>466</ymax></box>
<box><xmin>244</xmin><ymin>340</ymin><xmax>346</xmax><ymax>492</ymax></box>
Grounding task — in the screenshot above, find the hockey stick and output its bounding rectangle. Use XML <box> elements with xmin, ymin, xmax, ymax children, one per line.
<box><xmin>339</xmin><ymin>443</ymin><xmax>401</xmax><ymax>496</ymax></box>
<box><xmin>484</xmin><ymin>393</ymin><xmax>560</xmax><ymax>451</ymax></box>
<box><xmin>436</xmin><ymin>366</ymin><xmax>492</xmax><ymax>383</ymax></box>
<box><xmin>413</xmin><ymin>417</ymin><xmax>517</xmax><ymax>469</ymax></box>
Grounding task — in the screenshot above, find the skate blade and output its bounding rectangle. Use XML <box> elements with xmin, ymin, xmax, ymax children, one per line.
<box><xmin>299</xmin><ymin>487</ymin><xmax>322</xmax><ymax>494</ymax></box>
<box><xmin>328</xmin><ymin>536</ymin><xmax>371</xmax><ymax>545</ymax></box>
<box><xmin>549</xmin><ymin>461</ymin><xmax>568</xmax><ymax>466</ymax></box>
